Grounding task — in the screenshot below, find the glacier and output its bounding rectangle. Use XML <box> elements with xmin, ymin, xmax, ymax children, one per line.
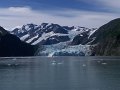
<box><xmin>35</xmin><ymin>42</ymin><xmax>92</xmax><ymax>57</ymax></box>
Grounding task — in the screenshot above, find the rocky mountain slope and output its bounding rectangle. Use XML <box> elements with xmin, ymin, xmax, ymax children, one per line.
<box><xmin>89</xmin><ymin>18</ymin><xmax>120</xmax><ymax>56</ymax></box>
<box><xmin>0</xmin><ymin>26</ymin><xmax>37</xmax><ymax>57</ymax></box>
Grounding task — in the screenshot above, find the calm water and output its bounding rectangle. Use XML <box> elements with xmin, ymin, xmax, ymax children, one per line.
<box><xmin>0</xmin><ymin>56</ymin><xmax>120</xmax><ymax>90</ymax></box>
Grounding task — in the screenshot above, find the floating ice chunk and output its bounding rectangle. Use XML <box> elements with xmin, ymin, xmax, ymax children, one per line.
<box><xmin>7</xmin><ymin>64</ymin><xmax>11</xmax><ymax>66</ymax></box>
<box><xmin>82</xmin><ymin>64</ymin><xmax>86</xmax><ymax>67</ymax></box>
<box><xmin>12</xmin><ymin>58</ymin><xmax>17</xmax><ymax>61</ymax></box>
<box><xmin>101</xmin><ymin>63</ymin><xmax>107</xmax><ymax>65</ymax></box>
<box><xmin>97</xmin><ymin>61</ymin><xmax>101</xmax><ymax>63</ymax></box>
<box><xmin>58</xmin><ymin>62</ymin><xmax>63</xmax><ymax>65</ymax></box>
<box><xmin>51</xmin><ymin>62</ymin><xmax>56</xmax><ymax>65</ymax></box>
<box><xmin>15</xmin><ymin>64</ymin><xmax>19</xmax><ymax>66</ymax></box>
<box><xmin>51</xmin><ymin>60</ymin><xmax>56</xmax><ymax>63</ymax></box>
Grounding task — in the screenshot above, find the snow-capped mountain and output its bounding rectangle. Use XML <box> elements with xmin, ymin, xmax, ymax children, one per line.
<box><xmin>10</xmin><ymin>23</ymin><xmax>97</xmax><ymax>45</ymax></box>
<box><xmin>10</xmin><ymin>23</ymin><xmax>97</xmax><ymax>56</ymax></box>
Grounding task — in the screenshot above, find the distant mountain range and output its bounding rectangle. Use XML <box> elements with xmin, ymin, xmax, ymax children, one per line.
<box><xmin>0</xmin><ymin>18</ymin><xmax>119</xmax><ymax>56</ymax></box>
<box><xmin>10</xmin><ymin>23</ymin><xmax>97</xmax><ymax>56</ymax></box>
<box><xmin>10</xmin><ymin>23</ymin><xmax>97</xmax><ymax>45</ymax></box>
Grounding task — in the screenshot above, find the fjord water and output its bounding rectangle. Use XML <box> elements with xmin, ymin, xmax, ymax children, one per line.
<box><xmin>0</xmin><ymin>57</ymin><xmax>120</xmax><ymax>90</ymax></box>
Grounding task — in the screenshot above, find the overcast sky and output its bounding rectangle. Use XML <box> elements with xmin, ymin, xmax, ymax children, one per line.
<box><xmin>0</xmin><ymin>0</ymin><xmax>119</xmax><ymax>30</ymax></box>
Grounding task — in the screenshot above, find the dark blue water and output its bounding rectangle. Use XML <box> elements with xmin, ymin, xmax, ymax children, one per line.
<box><xmin>0</xmin><ymin>56</ymin><xmax>120</xmax><ymax>90</ymax></box>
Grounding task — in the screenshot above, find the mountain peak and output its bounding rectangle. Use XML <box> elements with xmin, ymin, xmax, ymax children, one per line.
<box><xmin>0</xmin><ymin>26</ymin><xmax>9</xmax><ymax>36</ymax></box>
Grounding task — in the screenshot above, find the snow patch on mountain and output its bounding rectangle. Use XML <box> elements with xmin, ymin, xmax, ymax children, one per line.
<box><xmin>88</xmin><ymin>28</ymin><xmax>97</xmax><ymax>38</ymax></box>
<box><xmin>20</xmin><ymin>34</ymin><xmax>29</xmax><ymax>40</ymax></box>
<box><xmin>32</xmin><ymin>31</ymin><xmax>68</xmax><ymax>45</ymax></box>
<box><xmin>10</xmin><ymin>26</ymin><xmax>22</xmax><ymax>31</ymax></box>
<box><xmin>26</xmin><ymin>34</ymin><xmax>39</xmax><ymax>43</ymax></box>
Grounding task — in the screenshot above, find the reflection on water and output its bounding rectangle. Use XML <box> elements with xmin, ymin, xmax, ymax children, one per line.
<box><xmin>0</xmin><ymin>56</ymin><xmax>120</xmax><ymax>90</ymax></box>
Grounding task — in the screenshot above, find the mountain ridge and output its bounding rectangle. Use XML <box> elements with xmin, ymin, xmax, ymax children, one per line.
<box><xmin>10</xmin><ymin>23</ymin><xmax>97</xmax><ymax>45</ymax></box>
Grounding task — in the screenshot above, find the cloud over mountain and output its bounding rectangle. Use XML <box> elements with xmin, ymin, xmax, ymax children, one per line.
<box><xmin>0</xmin><ymin>6</ymin><xmax>119</xmax><ymax>30</ymax></box>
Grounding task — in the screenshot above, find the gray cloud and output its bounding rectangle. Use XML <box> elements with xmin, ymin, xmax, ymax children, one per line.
<box><xmin>0</xmin><ymin>7</ymin><xmax>119</xmax><ymax>30</ymax></box>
